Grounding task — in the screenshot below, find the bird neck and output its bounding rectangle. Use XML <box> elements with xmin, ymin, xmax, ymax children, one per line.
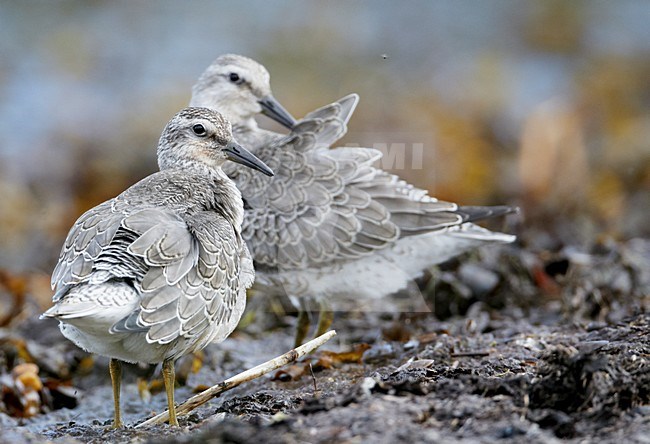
<box><xmin>232</xmin><ymin>118</ymin><xmax>259</xmax><ymax>139</ymax></box>
<box><xmin>212</xmin><ymin>103</ymin><xmax>259</xmax><ymax>132</ymax></box>
<box><xmin>158</xmin><ymin>161</ymin><xmax>245</xmax><ymax>230</ymax></box>
<box><xmin>209</xmin><ymin>167</ymin><xmax>245</xmax><ymax>229</ymax></box>
<box><xmin>235</xmin><ymin>116</ymin><xmax>259</xmax><ymax>132</ymax></box>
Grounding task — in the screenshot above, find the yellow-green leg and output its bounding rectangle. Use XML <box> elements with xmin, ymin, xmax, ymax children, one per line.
<box><xmin>294</xmin><ymin>309</ymin><xmax>311</xmax><ymax>348</ymax></box>
<box><xmin>162</xmin><ymin>359</ymin><xmax>178</xmax><ymax>426</ymax></box>
<box><xmin>109</xmin><ymin>358</ymin><xmax>124</xmax><ymax>428</ymax></box>
<box><xmin>315</xmin><ymin>302</ymin><xmax>334</xmax><ymax>338</ymax></box>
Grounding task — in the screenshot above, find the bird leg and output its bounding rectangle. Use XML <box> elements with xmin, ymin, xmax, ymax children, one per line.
<box><xmin>109</xmin><ymin>358</ymin><xmax>124</xmax><ymax>428</ymax></box>
<box><xmin>162</xmin><ymin>359</ymin><xmax>179</xmax><ymax>426</ymax></box>
<box><xmin>315</xmin><ymin>302</ymin><xmax>334</xmax><ymax>338</ymax></box>
<box><xmin>294</xmin><ymin>309</ymin><xmax>311</xmax><ymax>348</ymax></box>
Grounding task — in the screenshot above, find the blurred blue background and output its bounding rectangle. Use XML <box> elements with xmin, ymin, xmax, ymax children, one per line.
<box><xmin>1</xmin><ymin>0</ymin><xmax>649</xmax><ymax>282</ymax></box>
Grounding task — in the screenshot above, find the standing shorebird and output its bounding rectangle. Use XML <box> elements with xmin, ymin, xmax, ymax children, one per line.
<box><xmin>42</xmin><ymin>107</ymin><xmax>273</xmax><ymax>427</ymax></box>
<box><xmin>190</xmin><ymin>55</ymin><xmax>516</xmax><ymax>346</ymax></box>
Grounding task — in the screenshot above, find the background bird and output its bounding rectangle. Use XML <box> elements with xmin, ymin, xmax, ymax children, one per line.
<box><xmin>42</xmin><ymin>107</ymin><xmax>273</xmax><ymax>427</ymax></box>
<box><xmin>190</xmin><ymin>55</ymin><xmax>516</xmax><ymax>346</ymax></box>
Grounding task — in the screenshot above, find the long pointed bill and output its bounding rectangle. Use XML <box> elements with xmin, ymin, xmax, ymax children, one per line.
<box><xmin>259</xmin><ymin>95</ymin><xmax>297</xmax><ymax>129</ymax></box>
<box><xmin>224</xmin><ymin>142</ymin><xmax>274</xmax><ymax>176</ymax></box>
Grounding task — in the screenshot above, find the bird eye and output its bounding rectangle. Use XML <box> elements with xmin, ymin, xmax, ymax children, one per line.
<box><xmin>192</xmin><ymin>124</ymin><xmax>207</xmax><ymax>136</ymax></box>
<box><xmin>229</xmin><ymin>72</ymin><xmax>241</xmax><ymax>83</ymax></box>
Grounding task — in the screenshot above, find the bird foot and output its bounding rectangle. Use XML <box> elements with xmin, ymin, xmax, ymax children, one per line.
<box><xmin>107</xmin><ymin>420</ymin><xmax>124</xmax><ymax>430</ymax></box>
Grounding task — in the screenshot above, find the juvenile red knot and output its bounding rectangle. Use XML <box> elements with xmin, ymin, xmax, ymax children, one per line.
<box><xmin>42</xmin><ymin>107</ymin><xmax>273</xmax><ymax>427</ymax></box>
<box><xmin>191</xmin><ymin>55</ymin><xmax>517</xmax><ymax>346</ymax></box>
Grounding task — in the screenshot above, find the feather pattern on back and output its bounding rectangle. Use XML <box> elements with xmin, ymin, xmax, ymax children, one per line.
<box><xmin>225</xmin><ymin>94</ymin><xmax>514</xmax><ymax>285</ymax></box>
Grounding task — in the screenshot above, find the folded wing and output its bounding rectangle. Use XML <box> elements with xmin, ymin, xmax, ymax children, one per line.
<box><xmin>227</xmin><ymin>94</ymin><xmax>512</xmax><ymax>272</ymax></box>
<box><xmin>51</xmin><ymin>198</ymin><xmax>247</xmax><ymax>346</ymax></box>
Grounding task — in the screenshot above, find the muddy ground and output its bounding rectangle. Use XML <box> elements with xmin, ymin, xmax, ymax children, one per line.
<box><xmin>1</xmin><ymin>239</ymin><xmax>649</xmax><ymax>443</ymax></box>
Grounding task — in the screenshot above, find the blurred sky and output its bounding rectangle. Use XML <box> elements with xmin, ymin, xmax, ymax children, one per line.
<box><xmin>1</xmin><ymin>0</ymin><xmax>649</xmax><ymax>272</ymax></box>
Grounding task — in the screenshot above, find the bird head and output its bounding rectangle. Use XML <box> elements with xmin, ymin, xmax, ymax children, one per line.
<box><xmin>157</xmin><ymin>107</ymin><xmax>274</xmax><ymax>176</ymax></box>
<box><xmin>190</xmin><ymin>54</ymin><xmax>296</xmax><ymax>129</ymax></box>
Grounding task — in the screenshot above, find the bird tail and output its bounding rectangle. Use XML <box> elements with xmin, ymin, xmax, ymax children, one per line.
<box><xmin>446</xmin><ymin>222</ymin><xmax>516</xmax><ymax>243</ymax></box>
<box><xmin>455</xmin><ymin>205</ymin><xmax>519</xmax><ymax>223</ymax></box>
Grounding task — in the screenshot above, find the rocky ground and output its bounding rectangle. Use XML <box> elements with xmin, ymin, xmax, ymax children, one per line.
<box><xmin>1</xmin><ymin>239</ymin><xmax>649</xmax><ymax>443</ymax></box>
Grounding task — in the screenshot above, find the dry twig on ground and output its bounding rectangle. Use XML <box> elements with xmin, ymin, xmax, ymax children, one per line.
<box><xmin>136</xmin><ymin>330</ymin><xmax>336</xmax><ymax>427</ymax></box>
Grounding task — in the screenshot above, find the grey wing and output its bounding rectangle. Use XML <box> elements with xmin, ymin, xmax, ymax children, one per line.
<box><xmin>112</xmin><ymin>210</ymin><xmax>246</xmax><ymax>346</ymax></box>
<box><xmin>50</xmin><ymin>174</ymin><xmax>174</xmax><ymax>298</ymax></box>
<box><xmin>51</xmin><ymin>200</ymin><xmax>126</xmax><ymax>301</ymax></box>
<box><xmin>231</xmin><ymin>93</ymin><xmax>475</xmax><ymax>270</ymax></box>
<box><xmin>285</xmin><ymin>92</ymin><xmax>358</xmax><ymax>150</ymax></box>
<box><xmin>229</xmin><ymin>95</ymin><xmax>399</xmax><ymax>269</ymax></box>
<box><xmin>351</xmin><ymin>169</ymin><xmax>464</xmax><ymax>236</ymax></box>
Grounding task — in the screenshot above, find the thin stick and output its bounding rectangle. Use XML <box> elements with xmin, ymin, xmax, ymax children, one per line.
<box><xmin>136</xmin><ymin>330</ymin><xmax>336</xmax><ymax>428</ymax></box>
<box><xmin>309</xmin><ymin>363</ymin><xmax>318</xmax><ymax>394</ymax></box>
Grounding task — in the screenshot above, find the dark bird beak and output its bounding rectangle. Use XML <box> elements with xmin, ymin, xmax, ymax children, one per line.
<box><xmin>259</xmin><ymin>95</ymin><xmax>297</xmax><ymax>129</ymax></box>
<box><xmin>224</xmin><ymin>142</ymin><xmax>274</xmax><ymax>176</ymax></box>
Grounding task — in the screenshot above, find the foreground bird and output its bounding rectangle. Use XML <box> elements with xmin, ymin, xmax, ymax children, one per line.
<box><xmin>42</xmin><ymin>107</ymin><xmax>273</xmax><ymax>427</ymax></box>
<box><xmin>190</xmin><ymin>55</ymin><xmax>516</xmax><ymax>345</ymax></box>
